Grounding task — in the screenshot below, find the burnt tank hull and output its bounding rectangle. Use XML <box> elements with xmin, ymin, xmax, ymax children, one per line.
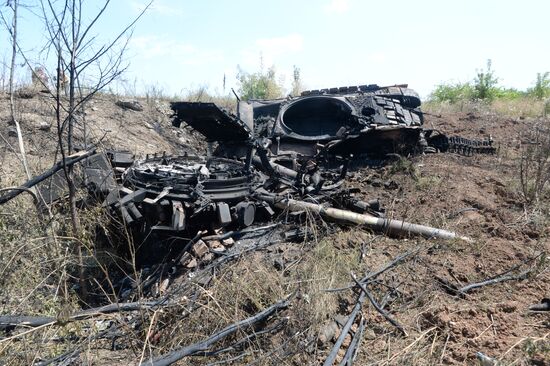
<box><xmin>171</xmin><ymin>84</ymin><xmax>425</xmax><ymax>160</ymax></box>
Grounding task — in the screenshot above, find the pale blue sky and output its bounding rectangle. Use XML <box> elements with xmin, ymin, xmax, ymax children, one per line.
<box><xmin>2</xmin><ymin>0</ymin><xmax>549</xmax><ymax>98</ymax></box>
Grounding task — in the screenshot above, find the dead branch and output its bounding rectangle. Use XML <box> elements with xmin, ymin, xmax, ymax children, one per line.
<box><xmin>0</xmin><ymin>149</ymin><xmax>95</xmax><ymax>205</ymax></box>
<box><xmin>457</xmin><ymin>268</ymin><xmax>533</xmax><ymax>296</ymax></box>
<box><xmin>338</xmin><ymin>316</ymin><xmax>365</xmax><ymax>366</ymax></box>
<box><xmin>323</xmin><ymin>291</ymin><xmax>367</xmax><ymax>366</ymax></box>
<box><xmin>205</xmin><ymin>353</ymin><xmax>251</xmax><ymax>366</ymax></box>
<box><xmin>3</xmin><ymin>0</ymin><xmax>32</xmax><ymax>182</ymax></box>
<box><xmin>0</xmin><ymin>299</ymin><xmax>171</xmax><ymax>330</ymax></box>
<box><xmin>324</xmin><ymin>268</ymin><xmax>408</xmax><ymax>365</ymax></box>
<box><xmin>0</xmin><ymin>315</ymin><xmax>53</xmax><ymax>330</ymax></box>
<box><xmin>35</xmin><ymin>327</ymin><xmax>117</xmax><ymax>366</ymax></box>
<box><xmin>325</xmin><ymin>246</ymin><xmax>421</xmax><ymax>293</ymax></box>
<box><xmin>351</xmin><ymin>272</ymin><xmax>407</xmax><ymax>337</ymax></box>
<box><xmin>436</xmin><ymin>253</ymin><xmax>543</xmax><ymax>297</ymax></box>
<box><xmin>194</xmin><ymin>318</ymin><xmax>288</xmax><ymax>357</ymax></box>
<box><xmin>0</xmin><ymin>186</ymin><xmax>38</xmax><ymax>204</ymax></box>
<box><xmin>140</xmin><ymin>297</ymin><xmax>290</xmax><ymax>366</ymax></box>
<box><xmin>528</xmin><ymin>298</ymin><xmax>550</xmax><ymax>312</ymax></box>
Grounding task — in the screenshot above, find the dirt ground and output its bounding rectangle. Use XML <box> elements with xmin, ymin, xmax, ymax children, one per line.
<box><xmin>0</xmin><ymin>92</ymin><xmax>548</xmax><ymax>365</ymax></box>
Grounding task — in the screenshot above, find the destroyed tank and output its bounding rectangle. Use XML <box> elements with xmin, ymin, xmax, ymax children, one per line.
<box><xmin>90</xmin><ymin>84</ymin><xmax>495</xmax><ymax>264</ymax></box>
<box><xmin>171</xmin><ymin>84</ymin><xmax>425</xmax><ymax>162</ymax></box>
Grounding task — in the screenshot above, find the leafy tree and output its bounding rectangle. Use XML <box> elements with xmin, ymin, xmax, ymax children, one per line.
<box><xmin>473</xmin><ymin>59</ymin><xmax>499</xmax><ymax>101</ymax></box>
<box><xmin>528</xmin><ymin>72</ymin><xmax>550</xmax><ymax>100</ymax></box>
<box><xmin>236</xmin><ymin>64</ymin><xmax>284</xmax><ymax>100</ymax></box>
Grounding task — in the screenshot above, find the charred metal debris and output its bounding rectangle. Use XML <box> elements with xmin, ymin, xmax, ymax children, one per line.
<box><xmin>2</xmin><ymin>84</ymin><xmax>494</xmax><ymax>264</ymax></box>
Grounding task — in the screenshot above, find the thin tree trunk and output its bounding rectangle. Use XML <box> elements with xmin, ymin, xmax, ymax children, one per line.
<box><xmin>8</xmin><ymin>0</ymin><xmax>32</xmax><ymax>182</ymax></box>
<box><xmin>65</xmin><ymin>0</ymin><xmax>85</xmax><ymax>298</ymax></box>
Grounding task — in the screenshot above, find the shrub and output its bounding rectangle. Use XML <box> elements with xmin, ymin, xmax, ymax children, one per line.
<box><xmin>236</xmin><ymin>64</ymin><xmax>284</xmax><ymax>100</ymax></box>
<box><xmin>428</xmin><ymin>61</ymin><xmax>541</xmax><ymax>107</ymax></box>
<box><xmin>495</xmin><ymin>87</ymin><xmax>525</xmax><ymax>100</ymax></box>
<box><xmin>182</xmin><ymin>86</ymin><xmax>236</xmax><ymax>111</ymax></box>
<box><xmin>429</xmin><ymin>82</ymin><xmax>474</xmax><ymax>104</ymax></box>
<box><xmin>472</xmin><ymin>59</ymin><xmax>500</xmax><ymax>101</ymax></box>
<box><xmin>527</xmin><ymin>72</ymin><xmax>550</xmax><ymax>100</ymax></box>
<box><xmin>519</xmin><ymin>124</ymin><xmax>550</xmax><ymax>205</ymax></box>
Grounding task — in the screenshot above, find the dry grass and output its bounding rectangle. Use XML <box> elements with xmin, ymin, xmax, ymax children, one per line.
<box><xmin>424</xmin><ymin>98</ymin><xmax>548</xmax><ymax>119</ymax></box>
<box><xmin>0</xmin><ymin>199</ymin><xmax>76</xmax><ymax>364</ymax></box>
<box><xmin>0</xmin><ymin>183</ymin><xmax>137</xmax><ymax>365</ymax></box>
<box><xmin>139</xmin><ymin>223</ymin><xmax>370</xmax><ymax>364</ymax></box>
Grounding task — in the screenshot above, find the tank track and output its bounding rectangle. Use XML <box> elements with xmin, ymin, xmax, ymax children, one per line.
<box><xmin>425</xmin><ymin>131</ymin><xmax>496</xmax><ymax>155</ymax></box>
<box><xmin>446</xmin><ymin>136</ymin><xmax>496</xmax><ymax>155</ymax></box>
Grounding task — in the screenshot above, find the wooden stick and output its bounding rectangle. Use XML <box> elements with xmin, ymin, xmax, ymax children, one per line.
<box><xmin>351</xmin><ymin>273</ymin><xmax>407</xmax><ymax>337</ymax></box>
<box><xmin>323</xmin><ymin>292</ymin><xmax>367</xmax><ymax>366</ymax></box>
<box><xmin>325</xmin><ymin>247</ymin><xmax>420</xmax><ymax>293</ymax></box>
<box><xmin>0</xmin><ymin>299</ymin><xmax>171</xmax><ymax>330</ymax></box>
<box><xmin>338</xmin><ymin>316</ymin><xmax>365</xmax><ymax>366</ymax></box>
<box><xmin>437</xmin><ymin>253</ymin><xmax>542</xmax><ymax>297</ymax></box>
<box><xmin>141</xmin><ymin>297</ymin><xmax>290</xmax><ymax>366</ymax></box>
<box><xmin>457</xmin><ymin>268</ymin><xmax>532</xmax><ymax>296</ymax></box>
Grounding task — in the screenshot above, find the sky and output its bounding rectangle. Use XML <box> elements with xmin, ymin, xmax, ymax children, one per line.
<box><xmin>1</xmin><ymin>0</ymin><xmax>549</xmax><ymax>99</ymax></box>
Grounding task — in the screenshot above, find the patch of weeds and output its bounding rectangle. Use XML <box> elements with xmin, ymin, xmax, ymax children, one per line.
<box><xmin>522</xmin><ymin>336</ymin><xmax>550</xmax><ymax>361</ymax></box>
<box><xmin>415</xmin><ymin>175</ymin><xmax>442</xmax><ymax>191</ymax></box>
<box><xmin>388</xmin><ymin>156</ymin><xmax>418</xmax><ymax>180</ymax></box>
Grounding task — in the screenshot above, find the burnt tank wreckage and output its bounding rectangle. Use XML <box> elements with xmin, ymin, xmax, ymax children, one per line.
<box><xmin>99</xmin><ymin>84</ymin><xmax>489</xmax><ymax>263</ymax></box>
<box><xmin>0</xmin><ymin>84</ymin><xmax>492</xmax><ymax>265</ymax></box>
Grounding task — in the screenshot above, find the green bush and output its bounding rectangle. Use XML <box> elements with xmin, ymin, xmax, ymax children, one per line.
<box><xmin>527</xmin><ymin>72</ymin><xmax>550</xmax><ymax>100</ymax></box>
<box><xmin>429</xmin><ymin>60</ymin><xmax>539</xmax><ymax>104</ymax></box>
<box><xmin>236</xmin><ymin>65</ymin><xmax>284</xmax><ymax>100</ymax></box>
<box><xmin>429</xmin><ymin>82</ymin><xmax>474</xmax><ymax>103</ymax></box>
<box><xmin>494</xmin><ymin>87</ymin><xmax>525</xmax><ymax>100</ymax></box>
<box><xmin>472</xmin><ymin>59</ymin><xmax>499</xmax><ymax>101</ymax></box>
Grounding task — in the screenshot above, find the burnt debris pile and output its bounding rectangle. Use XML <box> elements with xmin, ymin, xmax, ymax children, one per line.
<box><xmin>1</xmin><ymin>84</ymin><xmax>494</xmax><ymax>267</ymax></box>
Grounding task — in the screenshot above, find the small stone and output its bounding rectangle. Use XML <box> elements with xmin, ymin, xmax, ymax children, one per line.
<box><xmin>317</xmin><ymin>321</ymin><xmax>338</xmax><ymax>346</ymax></box>
<box><xmin>384</xmin><ymin>180</ymin><xmax>399</xmax><ymax>190</ymax></box>
<box><xmin>334</xmin><ymin>314</ymin><xmax>348</xmax><ymax>327</ymax></box>
<box><xmin>318</xmin><ymin>321</ymin><xmax>339</xmax><ymax>346</ymax></box>
<box><xmin>192</xmin><ymin>240</ymin><xmax>209</xmax><ymax>258</ymax></box>
<box><xmin>370</xmin><ymin>178</ymin><xmax>383</xmax><ymax>187</ymax></box>
<box><xmin>498</xmin><ymin>301</ymin><xmax>518</xmax><ymax>313</ymax></box>
<box><xmin>273</xmin><ymin>257</ymin><xmax>285</xmax><ymax>271</ymax></box>
<box><xmin>179</xmin><ymin>252</ymin><xmax>192</xmax><ymax>266</ymax></box>
<box><xmin>202</xmin><ymin>252</ymin><xmax>214</xmax><ymax>262</ymax></box>
<box><xmin>342</xmin><ymin>334</ymin><xmax>351</xmax><ymax>347</ymax></box>
<box><xmin>222</xmin><ymin>237</ymin><xmax>235</xmax><ymax>247</ymax></box>
<box><xmin>208</xmin><ymin>240</ymin><xmax>226</xmax><ymax>253</ymax></box>
<box><xmin>115</xmin><ymin>100</ymin><xmax>143</xmax><ymax>111</ymax></box>
<box><xmin>186</xmin><ymin>257</ymin><xmax>198</xmax><ymax>268</ymax></box>
<box><xmin>365</xmin><ymin>329</ymin><xmax>377</xmax><ymax>340</ymax></box>
<box><xmin>38</xmin><ymin>121</ymin><xmax>50</xmax><ymax>131</ymax></box>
